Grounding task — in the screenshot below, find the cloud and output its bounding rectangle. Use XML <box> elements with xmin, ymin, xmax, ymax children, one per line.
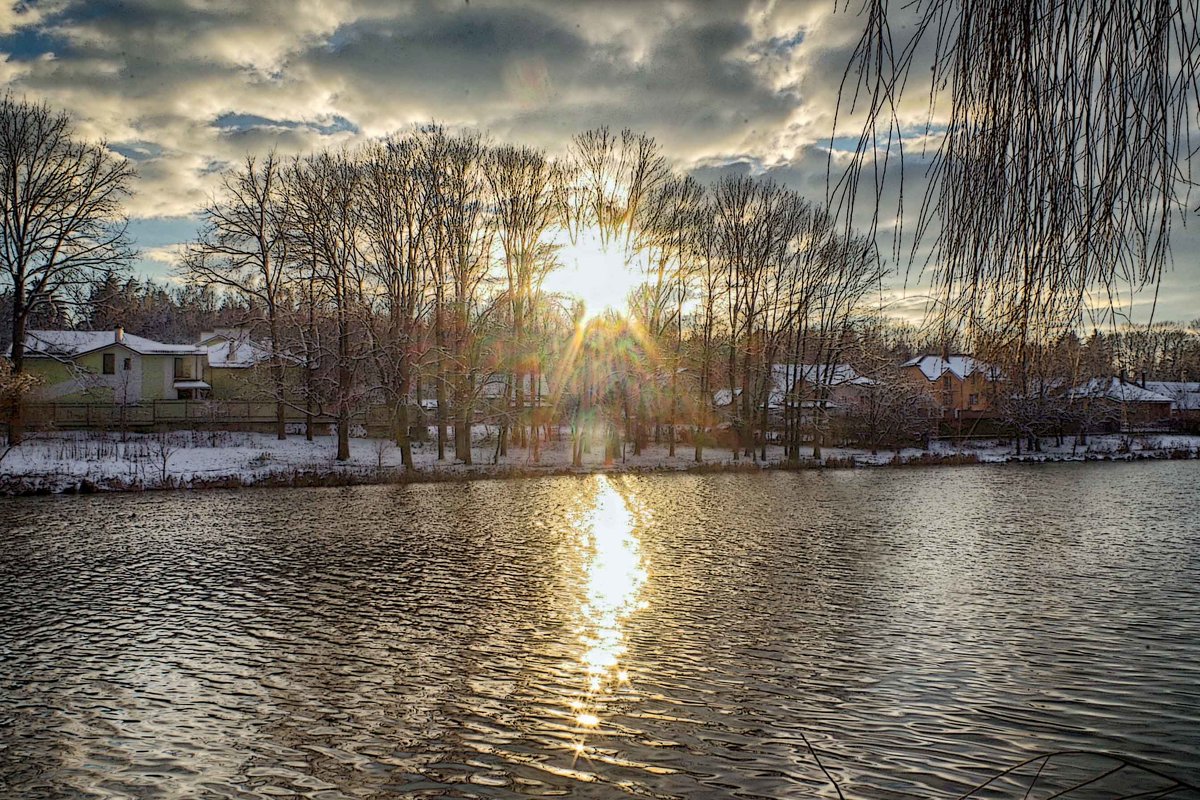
<box><xmin>141</xmin><ymin>243</ymin><xmax>187</xmax><ymax>268</ymax></box>
<box><xmin>0</xmin><ymin>0</ymin><xmax>835</xmax><ymax>217</ymax></box>
<box><xmin>0</xmin><ymin>0</ymin><xmax>1193</xmax><ymax>321</ymax></box>
<box><xmin>0</xmin><ymin>1</ymin><xmax>50</xmax><ymax>36</ymax></box>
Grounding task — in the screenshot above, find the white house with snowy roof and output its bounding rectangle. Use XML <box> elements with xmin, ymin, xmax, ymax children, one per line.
<box><xmin>13</xmin><ymin>328</ymin><xmax>210</xmax><ymax>403</ymax></box>
<box><xmin>11</xmin><ymin>326</ymin><xmax>287</xmax><ymax>405</ymax></box>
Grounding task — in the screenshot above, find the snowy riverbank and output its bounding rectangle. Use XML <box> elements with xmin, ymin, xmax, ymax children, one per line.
<box><xmin>2</xmin><ymin>429</ymin><xmax>1199</xmax><ymax>495</ymax></box>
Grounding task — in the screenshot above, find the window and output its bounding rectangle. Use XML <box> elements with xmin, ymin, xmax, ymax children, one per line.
<box><xmin>174</xmin><ymin>357</ymin><xmax>184</xmax><ymax>378</ymax></box>
<box><xmin>102</xmin><ymin>353</ymin><xmax>115</xmax><ymax>374</ymax></box>
<box><xmin>943</xmin><ymin>376</ymin><xmax>953</xmax><ymax>391</ymax></box>
<box><xmin>969</xmin><ymin>393</ymin><xmax>979</xmax><ymax>406</ymax></box>
<box><xmin>122</xmin><ymin>357</ymin><xmax>131</xmax><ymax>371</ymax></box>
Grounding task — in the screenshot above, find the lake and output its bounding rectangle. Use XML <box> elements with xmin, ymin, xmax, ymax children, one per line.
<box><xmin>2</xmin><ymin>463</ymin><xmax>1199</xmax><ymax>799</ymax></box>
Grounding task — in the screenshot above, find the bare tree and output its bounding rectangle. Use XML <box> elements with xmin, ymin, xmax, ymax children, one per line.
<box><xmin>637</xmin><ymin>175</ymin><xmax>707</xmax><ymax>456</ymax></box>
<box><xmin>484</xmin><ymin>143</ymin><xmax>561</xmax><ymax>461</ymax></box>
<box><xmin>185</xmin><ymin>152</ymin><xmax>292</xmax><ymax>439</ymax></box>
<box><xmin>566</xmin><ymin>128</ymin><xmax>667</xmax><ymax>250</ymax></box>
<box><xmin>0</xmin><ymin>94</ymin><xmax>134</xmax><ymax>444</ymax></box>
<box><xmin>422</xmin><ymin>129</ymin><xmax>497</xmax><ymax>465</ymax></box>
<box><xmin>687</xmin><ymin>209</ymin><xmax>725</xmax><ymax>462</ymax></box>
<box><xmin>833</xmin><ymin>1</ymin><xmax>1200</xmax><ymax>346</ymax></box>
<box><xmin>711</xmin><ymin>176</ymin><xmax>797</xmax><ymax>459</ymax></box>
<box><xmin>359</xmin><ymin>136</ymin><xmax>431</xmax><ymax>468</ymax></box>
<box><xmin>288</xmin><ymin>150</ymin><xmax>366</xmax><ymax>462</ymax></box>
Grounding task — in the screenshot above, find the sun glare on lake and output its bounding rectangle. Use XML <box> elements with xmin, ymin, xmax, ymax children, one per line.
<box><xmin>566</xmin><ymin>476</ymin><xmax>647</xmax><ymax>747</ymax></box>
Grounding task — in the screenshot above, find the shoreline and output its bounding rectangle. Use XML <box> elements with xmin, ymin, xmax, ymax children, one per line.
<box><xmin>3</xmin><ymin>437</ymin><xmax>1197</xmax><ymax>497</ymax></box>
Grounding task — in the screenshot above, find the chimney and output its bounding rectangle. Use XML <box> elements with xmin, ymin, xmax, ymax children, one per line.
<box><xmin>114</xmin><ymin>325</ymin><xmax>124</xmax><ymax>343</ymax></box>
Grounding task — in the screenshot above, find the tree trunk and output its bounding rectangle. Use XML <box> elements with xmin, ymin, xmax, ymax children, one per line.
<box><xmin>337</xmin><ymin>410</ymin><xmax>350</xmax><ymax>461</ymax></box>
<box><xmin>530</xmin><ymin>391</ymin><xmax>541</xmax><ymax>463</ymax></box>
<box><xmin>336</xmin><ymin>298</ymin><xmax>351</xmax><ymax>462</ymax></box>
<box><xmin>455</xmin><ymin>367</ymin><xmax>473</xmax><ymax>465</ymax></box>
<box><xmin>397</xmin><ymin>402</ymin><xmax>414</xmax><ymax>468</ymax></box>
<box><xmin>8</xmin><ymin>304</ymin><xmax>26</xmax><ymax>446</ymax></box>
<box><xmin>270</xmin><ymin>315</ymin><xmax>286</xmax><ymax>440</ymax></box>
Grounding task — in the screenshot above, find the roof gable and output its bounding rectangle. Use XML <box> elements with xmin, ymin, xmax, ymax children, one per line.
<box><xmin>1067</xmin><ymin>378</ymin><xmax>1175</xmax><ymax>404</ymax></box>
<box><xmin>20</xmin><ymin>330</ymin><xmax>205</xmax><ymax>359</ymax></box>
<box><xmin>902</xmin><ymin>354</ymin><xmax>998</xmax><ymax>381</ymax></box>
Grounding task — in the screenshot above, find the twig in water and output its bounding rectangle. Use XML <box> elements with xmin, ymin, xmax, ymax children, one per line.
<box><xmin>800</xmin><ymin>731</ymin><xmax>846</xmax><ymax>800</ymax></box>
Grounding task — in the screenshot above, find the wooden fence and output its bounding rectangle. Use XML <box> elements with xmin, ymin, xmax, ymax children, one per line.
<box><xmin>20</xmin><ymin>401</ymin><xmax>395</xmax><ymax>432</ymax></box>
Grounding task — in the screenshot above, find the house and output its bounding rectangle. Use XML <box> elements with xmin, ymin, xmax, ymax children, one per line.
<box><xmin>900</xmin><ymin>354</ymin><xmax>1000</xmax><ymax>416</ymax></box>
<box><xmin>1065</xmin><ymin>378</ymin><xmax>1175</xmax><ymax>427</ymax></box>
<box><xmin>786</xmin><ymin>363</ymin><xmax>875</xmax><ymax>410</ymax></box>
<box><xmin>14</xmin><ymin>327</ymin><xmax>210</xmax><ymax>403</ymax></box>
<box><xmin>198</xmin><ymin>328</ymin><xmax>281</xmax><ymax>400</ymax></box>
<box><xmin>479</xmin><ymin>373</ymin><xmax>553</xmax><ymax>407</ymax></box>
<box><xmin>1143</xmin><ymin>381</ymin><xmax>1200</xmax><ymax>420</ymax></box>
<box><xmin>713</xmin><ymin>363</ymin><xmax>875</xmax><ymax>419</ymax></box>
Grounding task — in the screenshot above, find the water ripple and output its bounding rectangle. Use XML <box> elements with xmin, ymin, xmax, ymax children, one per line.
<box><xmin>1</xmin><ymin>463</ymin><xmax>1198</xmax><ymax>798</ymax></box>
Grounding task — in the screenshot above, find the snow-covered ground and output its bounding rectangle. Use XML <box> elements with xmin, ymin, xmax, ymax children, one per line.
<box><xmin>2</xmin><ymin>428</ymin><xmax>1199</xmax><ymax>494</ymax></box>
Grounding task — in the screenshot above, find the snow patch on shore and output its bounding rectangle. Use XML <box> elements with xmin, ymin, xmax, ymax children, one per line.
<box><xmin>2</xmin><ymin>429</ymin><xmax>1198</xmax><ymax>494</ymax></box>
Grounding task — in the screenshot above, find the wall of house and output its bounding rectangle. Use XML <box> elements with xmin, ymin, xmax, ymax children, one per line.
<box><xmin>204</xmin><ymin>364</ymin><xmax>299</xmax><ymax>401</ymax></box>
<box><xmin>207</xmin><ymin>366</ymin><xmax>263</xmax><ymax>400</ymax></box>
<box><xmin>900</xmin><ymin>367</ymin><xmax>943</xmax><ymax>414</ymax></box>
<box><xmin>25</xmin><ymin>359</ymin><xmax>96</xmax><ymax>402</ymax></box>
<box><xmin>950</xmin><ymin>372</ymin><xmax>993</xmax><ymax>413</ymax></box>
<box><xmin>901</xmin><ymin>367</ymin><xmax>994</xmax><ymax>414</ymax></box>
<box><xmin>27</xmin><ymin>346</ymin><xmax>150</xmax><ymax>403</ymax></box>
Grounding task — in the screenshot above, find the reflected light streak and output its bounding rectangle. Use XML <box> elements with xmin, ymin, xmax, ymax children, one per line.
<box><xmin>568</xmin><ymin>475</ymin><xmax>647</xmax><ymax>754</ymax></box>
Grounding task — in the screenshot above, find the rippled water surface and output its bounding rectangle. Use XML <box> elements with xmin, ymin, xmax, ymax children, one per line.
<box><xmin>2</xmin><ymin>463</ymin><xmax>1200</xmax><ymax>799</ymax></box>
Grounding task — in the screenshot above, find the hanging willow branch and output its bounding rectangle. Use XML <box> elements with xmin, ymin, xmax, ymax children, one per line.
<box><xmin>831</xmin><ymin>0</ymin><xmax>1200</xmax><ymax>346</ymax></box>
<box><xmin>954</xmin><ymin>750</ymin><xmax>1200</xmax><ymax>800</ymax></box>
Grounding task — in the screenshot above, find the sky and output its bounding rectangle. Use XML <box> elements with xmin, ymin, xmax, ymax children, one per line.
<box><xmin>1</xmin><ymin>0</ymin><xmax>1197</xmax><ymax>326</ymax></box>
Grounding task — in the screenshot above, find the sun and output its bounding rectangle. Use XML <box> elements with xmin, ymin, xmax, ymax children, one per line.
<box><xmin>545</xmin><ymin>225</ymin><xmax>640</xmax><ymax>321</ymax></box>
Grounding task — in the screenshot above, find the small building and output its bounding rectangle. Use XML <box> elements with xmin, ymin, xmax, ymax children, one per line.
<box><xmin>198</xmin><ymin>328</ymin><xmax>280</xmax><ymax>400</ymax></box>
<box><xmin>15</xmin><ymin>328</ymin><xmax>210</xmax><ymax>403</ymax></box>
<box><xmin>1143</xmin><ymin>381</ymin><xmax>1200</xmax><ymax>420</ymax></box>
<box><xmin>1066</xmin><ymin>378</ymin><xmax>1175</xmax><ymax>427</ymax></box>
<box><xmin>786</xmin><ymin>363</ymin><xmax>875</xmax><ymax>410</ymax></box>
<box><xmin>479</xmin><ymin>373</ymin><xmax>553</xmax><ymax>408</ymax></box>
<box><xmin>900</xmin><ymin>354</ymin><xmax>1000</xmax><ymax>416</ymax></box>
<box><xmin>713</xmin><ymin>363</ymin><xmax>875</xmax><ymax>422</ymax></box>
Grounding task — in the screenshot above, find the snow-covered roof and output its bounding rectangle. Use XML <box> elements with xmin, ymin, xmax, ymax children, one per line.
<box><xmin>20</xmin><ymin>330</ymin><xmax>204</xmax><ymax>358</ymax></box>
<box><xmin>713</xmin><ymin>388</ymin><xmax>737</xmax><ymax>407</ymax></box>
<box><xmin>713</xmin><ymin>364</ymin><xmax>871</xmax><ymax>410</ymax></box>
<box><xmin>1144</xmin><ymin>381</ymin><xmax>1200</xmax><ymax>411</ymax></box>
<box><xmin>774</xmin><ymin>363</ymin><xmax>874</xmax><ymax>388</ymax></box>
<box><xmin>478</xmin><ymin>373</ymin><xmax>552</xmax><ymax>399</ymax></box>
<box><xmin>1066</xmin><ymin>378</ymin><xmax>1175</xmax><ymax>404</ymax></box>
<box><xmin>713</xmin><ymin>386</ymin><xmax>850</xmax><ymax>410</ymax></box>
<box><xmin>172</xmin><ymin>380</ymin><xmax>211</xmax><ymax>390</ymax></box>
<box><xmin>901</xmin><ymin>354</ymin><xmax>1000</xmax><ymax>382</ymax></box>
<box><xmin>204</xmin><ymin>336</ymin><xmax>275</xmax><ymax>368</ymax></box>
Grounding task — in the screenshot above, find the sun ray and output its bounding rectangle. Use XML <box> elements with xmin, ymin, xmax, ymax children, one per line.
<box><xmin>546</xmin><ymin>224</ymin><xmax>640</xmax><ymax>320</ymax></box>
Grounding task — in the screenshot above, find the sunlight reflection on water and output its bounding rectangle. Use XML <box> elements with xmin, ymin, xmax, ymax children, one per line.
<box><xmin>569</xmin><ymin>476</ymin><xmax>647</xmax><ymax>752</ymax></box>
